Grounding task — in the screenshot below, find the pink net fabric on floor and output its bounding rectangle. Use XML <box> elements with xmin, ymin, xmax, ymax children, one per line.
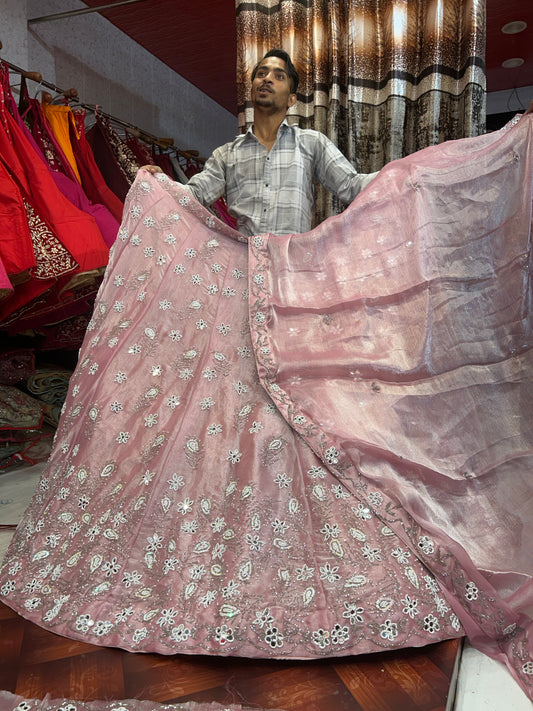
<box><xmin>0</xmin><ymin>692</ymin><xmax>282</xmax><ymax>711</ymax></box>
<box><xmin>0</xmin><ymin>117</ymin><xmax>531</xmax><ymax>699</ymax></box>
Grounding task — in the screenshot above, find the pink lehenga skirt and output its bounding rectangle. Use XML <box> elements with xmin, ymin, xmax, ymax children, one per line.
<box><xmin>1</xmin><ymin>116</ymin><xmax>532</xmax><ymax>700</ymax></box>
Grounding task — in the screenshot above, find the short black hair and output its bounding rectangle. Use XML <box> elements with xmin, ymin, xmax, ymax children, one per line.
<box><xmin>251</xmin><ymin>49</ymin><xmax>299</xmax><ymax>94</ymax></box>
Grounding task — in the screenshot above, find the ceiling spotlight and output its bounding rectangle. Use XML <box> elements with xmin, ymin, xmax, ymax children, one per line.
<box><xmin>502</xmin><ymin>57</ymin><xmax>525</xmax><ymax>69</ymax></box>
<box><xmin>501</xmin><ymin>20</ymin><xmax>527</xmax><ymax>34</ymax></box>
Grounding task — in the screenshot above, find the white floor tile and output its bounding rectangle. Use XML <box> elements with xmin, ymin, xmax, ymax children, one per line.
<box><xmin>0</xmin><ymin>463</ymin><xmax>43</xmax><ymax>562</ymax></box>
<box><xmin>454</xmin><ymin>643</ymin><xmax>533</xmax><ymax>710</ymax></box>
<box><xmin>0</xmin><ymin>463</ymin><xmax>43</xmax><ymax>518</ymax></box>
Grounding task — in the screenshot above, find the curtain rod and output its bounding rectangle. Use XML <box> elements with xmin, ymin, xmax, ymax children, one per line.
<box><xmin>28</xmin><ymin>0</ymin><xmax>150</xmax><ymax>25</ymax></box>
<box><xmin>2</xmin><ymin>56</ymin><xmax>203</xmax><ymax>160</ymax></box>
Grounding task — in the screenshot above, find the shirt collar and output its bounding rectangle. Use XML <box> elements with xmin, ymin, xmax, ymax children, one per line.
<box><xmin>244</xmin><ymin>118</ymin><xmax>290</xmax><ymax>143</ymax></box>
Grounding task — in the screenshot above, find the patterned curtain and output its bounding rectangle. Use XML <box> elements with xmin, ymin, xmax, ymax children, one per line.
<box><xmin>236</xmin><ymin>0</ymin><xmax>486</xmax><ymax>221</ymax></box>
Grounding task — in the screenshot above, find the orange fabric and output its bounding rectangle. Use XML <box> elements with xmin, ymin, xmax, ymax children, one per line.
<box><xmin>41</xmin><ymin>103</ymin><xmax>82</xmax><ymax>183</ymax></box>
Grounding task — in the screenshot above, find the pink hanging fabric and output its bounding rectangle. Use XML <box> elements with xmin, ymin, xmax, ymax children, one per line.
<box><xmin>0</xmin><ymin>116</ymin><xmax>531</xmax><ymax>699</ymax></box>
<box><xmin>16</xmin><ymin>98</ymin><xmax>120</xmax><ymax>248</ymax></box>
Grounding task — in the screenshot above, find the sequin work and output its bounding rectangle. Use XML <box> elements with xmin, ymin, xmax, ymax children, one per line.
<box><xmin>0</xmin><ymin>173</ymin><xmax>460</xmax><ymax>657</ymax></box>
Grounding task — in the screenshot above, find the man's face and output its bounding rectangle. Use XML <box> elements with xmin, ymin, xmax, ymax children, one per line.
<box><xmin>251</xmin><ymin>57</ymin><xmax>296</xmax><ymax>111</ymax></box>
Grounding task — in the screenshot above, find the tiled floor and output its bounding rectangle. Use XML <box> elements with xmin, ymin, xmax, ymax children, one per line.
<box><xmin>0</xmin><ymin>464</ymin><xmax>531</xmax><ymax>710</ymax></box>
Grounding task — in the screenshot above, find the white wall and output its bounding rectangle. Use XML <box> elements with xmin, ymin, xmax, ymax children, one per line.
<box><xmin>2</xmin><ymin>0</ymin><xmax>29</xmax><ymax>69</ymax></box>
<box><xmin>2</xmin><ymin>0</ymin><xmax>237</xmax><ymax>158</ymax></box>
<box><xmin>486</xmin><ymin>85</ymin><xmax>533</xmax><ymax>116</ymax></box>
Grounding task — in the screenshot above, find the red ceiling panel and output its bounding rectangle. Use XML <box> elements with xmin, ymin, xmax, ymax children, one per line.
<box><xmin>486</xmin><ymin>0</ymin><xmax>533</xmax><ymax>92</ymax></box>
<box><xmin>82</xmin><ymin>0</ymin><xmax>238</xmax><ymax>114</ymax></box>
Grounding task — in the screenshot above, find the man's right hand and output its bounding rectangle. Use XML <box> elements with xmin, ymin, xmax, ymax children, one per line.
<box><xmin>140</xmin><ymin>165</ymin><xmax>163</xmax><ymax>174</ymax></box>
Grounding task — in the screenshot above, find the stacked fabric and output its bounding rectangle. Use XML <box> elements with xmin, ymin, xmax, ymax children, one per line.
<box><xmin>26</xmin><ymin>366</ymin><xmax>72</xmax><ymax>427</ymax></box>
<box><xmin>0</xmin><ymin>350</ymin><xmax>60</xmax><ymax>470</ymax></box>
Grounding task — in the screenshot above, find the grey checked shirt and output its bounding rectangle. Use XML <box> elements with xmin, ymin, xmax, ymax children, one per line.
<box><xmin>186</xmin><ymin>121</ymin><xmax>378</xmax><ymax>236</ymax></box>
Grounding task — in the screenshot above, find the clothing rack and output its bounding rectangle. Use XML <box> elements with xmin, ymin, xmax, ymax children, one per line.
<box><xmin>2</xmin><ymin>55</ymin><xmax>204</xmax><ymax>162</ymax></box>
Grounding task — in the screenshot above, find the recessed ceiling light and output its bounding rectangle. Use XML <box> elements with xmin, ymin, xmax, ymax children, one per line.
<box><xmin>501</xmin><ymin>20</ymin><xmax>527</xmax><ymax>34</ymax></box>
<box><xmin>502</xmin><ymin>57</ymin><xmax>525</xmax><ymax>68</ymax></box>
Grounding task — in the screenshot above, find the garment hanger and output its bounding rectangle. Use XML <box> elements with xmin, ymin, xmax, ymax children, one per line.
<box><xmin>0</xmin><ymin>42</ymin><xmax>203</xmax><ymax>162</ymax></box>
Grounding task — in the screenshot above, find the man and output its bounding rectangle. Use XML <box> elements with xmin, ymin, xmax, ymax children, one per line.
<box><xmin>149</xmin><ymin>51</ymin><xmax>532</xmax><ymax>237</ymax></box>
<box><xmin>144</xmin><ymin>49</ymin><xmax>378</xmax><ymax>236</ymax></box>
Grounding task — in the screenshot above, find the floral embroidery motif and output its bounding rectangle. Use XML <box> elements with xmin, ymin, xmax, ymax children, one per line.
<box><xmin>0</xmin><ymin>174</ymin><xmax>466</xmax><ymax>668</ymax></box>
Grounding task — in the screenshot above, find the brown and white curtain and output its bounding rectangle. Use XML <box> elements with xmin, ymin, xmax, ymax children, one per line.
<box><xmin>236</xmin><ymin>0</ymin><xmax>486</xmax><ymax>221</ymax></box>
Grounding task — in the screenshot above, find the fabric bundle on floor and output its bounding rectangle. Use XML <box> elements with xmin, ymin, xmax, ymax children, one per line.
<box><xmin>0</xmin><ymin>351</ymin><xmax>52</xmax><ymax>469</ymax></box>
<box><xmin>0</xmin><ymin>386</ymin><xmax>51</xmax><ymax>469</ymax></box>
<box><xmin>26</xmin><ymin>367</ymin><xmax>73</xmax><ymax>427</ymax></box>
<box><xmin>0</xmin><ymin>116</ymin><xmax>531</xmax><ymax>699</ymax></box>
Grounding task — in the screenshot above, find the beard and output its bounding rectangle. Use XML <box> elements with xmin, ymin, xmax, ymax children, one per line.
<box><xmin>254</xmin><ymin>90</ymin><xmax>273</xmax><ymax>102</ymax></box>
